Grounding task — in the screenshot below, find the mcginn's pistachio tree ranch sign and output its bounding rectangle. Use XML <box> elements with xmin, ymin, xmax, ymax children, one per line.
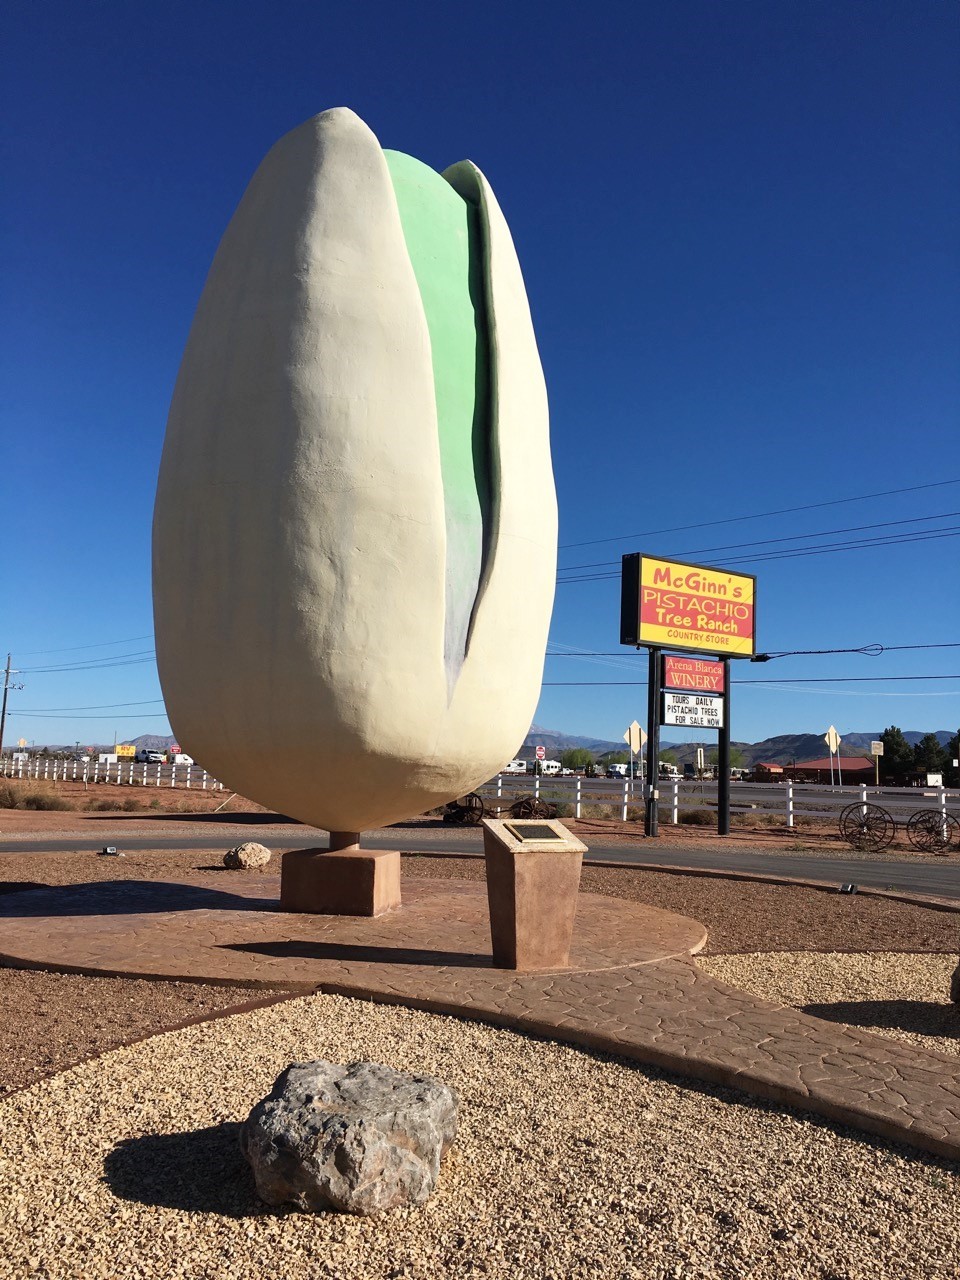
<box><xmin>620</xmin><ymin>555</ymin><xmax>756</xmax><ymax>658</ymax></box>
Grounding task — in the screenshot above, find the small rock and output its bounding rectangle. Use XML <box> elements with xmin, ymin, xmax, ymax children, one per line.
<box><xmin>950</xmin><ymin>958</ymin><xmax>959</xmax><ymax>1004</ymax></box>
<box><xmin>223</xmin><ymin>842</ymin><xmax>272</xmax><ymax>869</ymax></box>
<box><xmin>241</xmin><ymin>1059</ymin><xmax>458</xmax><ymax>1215</ymax></box>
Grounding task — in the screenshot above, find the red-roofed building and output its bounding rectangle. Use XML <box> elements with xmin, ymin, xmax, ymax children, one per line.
<box><xmin>785</xmin><ymin>756</ymin><xmax>874</xmax><ymax>783</ymax></box>
<box><xmin>753</xmin><ymin>762</ymin><xmax>785</xmax><ymax>781</ymax></box>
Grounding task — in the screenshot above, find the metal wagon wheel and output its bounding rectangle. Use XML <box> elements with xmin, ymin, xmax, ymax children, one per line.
<box><xmin>509</xmin><ymin>794</ymin><xmax>556</xmax><ymax>820</ymax></box>
<box><xmin>838</xmin><ymin>801</ymin><xmax>896</xmax><ymax>852</ymax></box>
<box><xmin>457</xmin><ymin>791</ymin><xmax>486</xmax><ymax>825</ymax></box>
<box><xmin>907</xmin><ymin>809</ymin><xmax>960</xmax><ymax>854</ymax></box>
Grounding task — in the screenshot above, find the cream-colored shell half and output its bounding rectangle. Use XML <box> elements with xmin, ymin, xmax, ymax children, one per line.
<box><xmin>153</xmin><ymin>108</ymin><xmax>556</xmax><ymax>832</ymax></box>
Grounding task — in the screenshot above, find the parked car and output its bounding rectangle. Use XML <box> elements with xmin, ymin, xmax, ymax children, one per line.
<box><xmin>135</xmin><ymin>749</ymin><xmax>166</xmax><ymax>764</ymax></box>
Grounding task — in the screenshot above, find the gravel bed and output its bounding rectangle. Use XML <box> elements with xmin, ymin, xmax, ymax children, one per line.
<box><xmin>1</xmin><ymin>993</ymin><xmax>957</xmax><ymax>1280</ymax></box>
<box><xmin>697</xmin><ymin>952</ymin><xmax>960</xmax><ymax>1059</ymax></box>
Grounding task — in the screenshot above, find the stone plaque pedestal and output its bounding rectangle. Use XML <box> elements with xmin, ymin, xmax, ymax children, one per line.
<box><xmin>280</xmin><ymin>846</ymin><xmax>401</xmax><ymax>917</ymax></box>
<box><xmin>482</xmin><ymin>819</ymin><xmax>587</xmax><ymax>970</ymax></box>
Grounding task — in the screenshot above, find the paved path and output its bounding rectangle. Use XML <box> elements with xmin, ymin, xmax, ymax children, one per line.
<box><xmin>0</xmin><ymin>871</ymin><xmax>957</xmax><ymax>1161</ymax></box>
<box><xmin>3</xmin><ymin>828</ymin><xmax>958</xmax><ymax>899</ymax></box>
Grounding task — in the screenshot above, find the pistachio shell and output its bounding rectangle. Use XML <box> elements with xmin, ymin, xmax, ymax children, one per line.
<box><xmin>153</xmin><ymin>109</ymin><xmax>556</xmax><ymax>831</ymax></box>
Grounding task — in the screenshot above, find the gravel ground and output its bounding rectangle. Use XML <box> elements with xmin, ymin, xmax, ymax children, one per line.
<box><xmin>696</xmin><ymin>952</ymin><xmax>960</xmax><ymax>1059</ymax></box>
<box><xmin>0</xmin><ymin>851</ymin><xmax>957</xmax><ymax>1099</ymax></box>
<box><xmin>1</xmin><ymin>993</ymin><xmax>957</xmax><ymax>1280</ymax></box>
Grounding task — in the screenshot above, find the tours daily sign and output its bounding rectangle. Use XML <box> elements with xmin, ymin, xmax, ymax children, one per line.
<box><xmin>620</xmin><ymin>554</ymin><xmax>756</xmax><ymax>659</ymax></box>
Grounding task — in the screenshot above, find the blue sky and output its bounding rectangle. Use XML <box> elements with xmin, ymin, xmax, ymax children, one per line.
<box><xmin>2</xmin><ymin>0</ymin><xmax>958</xmax><ymax>752</ymax></box>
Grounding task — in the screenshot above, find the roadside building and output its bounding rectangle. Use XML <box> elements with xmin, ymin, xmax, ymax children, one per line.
<box><xmin>753</xmin><ymin>762</ymin><xmax>784</xmax><ymax>782</ymax></box>
<box><xmin>785</xmin><ymin>756</ymin><xmax>874</xmax><ymax>784</ymax></box>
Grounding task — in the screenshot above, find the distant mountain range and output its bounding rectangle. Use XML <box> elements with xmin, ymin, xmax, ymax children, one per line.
<box><xmin>518</xmin><ymin>725</ymin><xmax>954</xmax><ymax>767</ymax></box>
<box><xmin>29</xmin><ymin>727</ymin><xmax>955</xmax><ymax>769</ymax></box>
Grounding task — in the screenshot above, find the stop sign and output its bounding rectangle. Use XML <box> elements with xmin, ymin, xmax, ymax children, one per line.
<box><xmin>535</xmin><ymin>745</ymin><xmax>546</xmax><ymax>760</ymax></box>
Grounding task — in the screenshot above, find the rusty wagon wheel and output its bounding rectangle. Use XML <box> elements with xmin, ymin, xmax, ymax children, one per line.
<box><xmin>838</xmin><ymin>801</ymin><xmax>896</xmax><ymax>852</ymax></box>
<box><xmin>907</xmin><ymin>809</ymin><xmax>960</xmax><ymax>854</ymax></box>
<box><xmin>458</xmin><ymin>791</ymin><xmax>486</xmax><ymax>825</ymax></box>
<box><xmin>509</xmin><ymin>794</ymin><xmax>556</xmax><ymax>820</ymax></box>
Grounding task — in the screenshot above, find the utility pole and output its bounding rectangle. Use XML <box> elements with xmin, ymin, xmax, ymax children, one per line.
<box><xmin>0</xmin><ymin>654</ymin><xmax>13</xmax><ymax>758</ymax></box>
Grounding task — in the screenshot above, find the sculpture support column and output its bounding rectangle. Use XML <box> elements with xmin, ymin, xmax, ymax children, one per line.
<box><xmin>280</xmin><ymin>840</ymin><xmax>401</xmax><ymax>917</ymax></box>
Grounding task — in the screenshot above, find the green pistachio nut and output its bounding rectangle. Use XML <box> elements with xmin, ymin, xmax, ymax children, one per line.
<box><xmin>152</xmin><ymin>108</ymin><xmax>557</xmax><ymax>832</ymax></box>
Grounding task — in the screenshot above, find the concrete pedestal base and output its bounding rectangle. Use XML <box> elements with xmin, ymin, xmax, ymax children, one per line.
<box><xmin>483</xmin><ymin>829</ymin><xmax>584</xmax><ymax>971</ymax></box>
<box><xmin>279</xmin><ymin>848</ymin><xmax>401</xmax><ymax>917</ymax></box>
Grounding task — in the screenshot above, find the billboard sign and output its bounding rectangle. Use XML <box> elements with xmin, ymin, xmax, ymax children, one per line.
<box><xmin>620</xmin><ymin>555</ymin><xmax>756</xmax><ymax>657</ymax></box>
<box><xmin>116</xmin><ymin>744</ymin><xmax>136</xmax><ymax>758</ymax></box>
<box><xmin>661</xmin><ymin>691</ymin><xmax>724</xmax><ymax>730</ymax></box>
<box><xmin>663</xmin><ymin>655</ymin><xmax>725</xmax><ymax>693</ymax></box>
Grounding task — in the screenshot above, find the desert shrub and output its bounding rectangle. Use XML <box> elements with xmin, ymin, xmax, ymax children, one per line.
<box><xmin>578</xmin><ymin>803</ymin><xmax>619</xmax><ymax>820</ymax></box>
<box><xmin>0</xmin><ymin>780</ymin><xmax>74</xmax><ymax>810</ymax></box>
<box><xmin>120</xmin><ymin>797</ymin><xmax>142</xmax><ymax>812</ymax></box>
<box><xmin>678</xmin><ymin>807</ymin><xmax>714</xmax><ymax>826</ymax></box>
<box><xmin>85</xmin><ymin>798</ymin><xmax>117</xmax><ymax>812</ymax></box>
<box><xmin>539</xmin><ymin>792</ymin><xmax>574</xmax><ymax>819</ymax></box>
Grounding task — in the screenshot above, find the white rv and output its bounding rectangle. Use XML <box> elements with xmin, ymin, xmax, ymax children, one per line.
<box><xmin>501</xmin><ymin>759</ymin><xmax>527</xmax><ymax>774</ymax></box>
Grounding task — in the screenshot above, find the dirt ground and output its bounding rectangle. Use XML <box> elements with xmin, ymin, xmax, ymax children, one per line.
<box><xmin>1</xmin><ymin>777</ymin><xmax>957</xmax><ymax>863</ymax></box>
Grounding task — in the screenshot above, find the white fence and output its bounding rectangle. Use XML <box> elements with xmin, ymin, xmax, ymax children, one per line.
<box><xmin>1</xmin><ymin>756</ymin><xmax>226</xmax><ymax>791</ymax></box>
<box><xmin>2</xmin><ymin>757</ymin><xmax>956</xmax><ymax>828</ymax></box>
<box><xmin>475</xmin><ymin>776</ymin><xmax>959</xmax><ymax>827</ymax></box>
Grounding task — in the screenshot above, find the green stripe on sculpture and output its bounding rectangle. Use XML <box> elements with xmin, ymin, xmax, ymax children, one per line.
<box><xmin>385</xmin><ymin>150</ymin><xmax>490</xmax><ymax>685</ymax></box>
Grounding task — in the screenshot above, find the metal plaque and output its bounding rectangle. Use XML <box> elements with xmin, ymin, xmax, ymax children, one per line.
<box><xmin>505</xmin><ymin>822</ymin><xmax>566</xmax><ymax>843</ymax></box>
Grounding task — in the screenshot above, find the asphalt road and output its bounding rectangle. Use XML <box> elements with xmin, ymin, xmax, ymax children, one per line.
<box><xmin>2</xmin><ymin>828</ymin><xmax>958</xmax><ymax>900</ymax></box>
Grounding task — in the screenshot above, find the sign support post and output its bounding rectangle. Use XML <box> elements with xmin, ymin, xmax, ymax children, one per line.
<box><xmin>644</xmin><ymin>648</ymin><xmax>661</xmax><ymax>837</ymax></box>
<box><xmin>717</xmin><ymin>659</ymin><xmax>731</xmax><ymax>835</ymax></box>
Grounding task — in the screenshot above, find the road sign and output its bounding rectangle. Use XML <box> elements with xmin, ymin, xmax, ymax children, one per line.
<box><xmin>662</xmin><ymin>691</ymin><xmax>723</xmax><ymax>730</ymax></box>
<box><xmin>535</xmin><ymin>745</ymin><xmax>546</xmax><ymax>761</ymax></box>
<box><xmin>696</xmin><ymin>747</ymin><xmax>705</xmax><ymax>770</ymax></box>
<box><xmin>624</xmin><ymin>720</ymin><xmax>645</xmax><ymax>753</ymax></box>
<box><xmin>824</xmin><ymin>725</ymin><xmax>841</xmax><ymax>754</ymax></box>
<box><xmin>870</xmin><ymin>740</ymin><xmax>884</xmax><ymax>756</ymax></box>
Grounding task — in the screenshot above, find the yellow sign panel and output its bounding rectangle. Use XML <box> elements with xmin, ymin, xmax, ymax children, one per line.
<box><xmin>629</xmin><ymin>556</ymin><xmax>756</xmax><ymax>658</ymax></box>
<box><xmin>116</xmin><ymin>743</ymin><xmax>136</xmax><ymax>758</ymax></box>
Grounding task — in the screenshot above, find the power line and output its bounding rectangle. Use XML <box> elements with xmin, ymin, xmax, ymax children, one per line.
<box><xmin>557</xmin><ymin>527</ymin><xmax>960</xmax><ymax>582</ymax></box>
<box><xmin>543</xmin><ymin>675</ymin><xmax>960</xmax><ymax>685</ymax></box>
<box><xmin>16</xmin><ymin>652</ymin><xmax>157</xmax><ymax>673</ymax></box>
<box><xmin>17</xmin><ymin>634</ymin><xmax>154</xmax><ymax>656</ymax></box>
<box><xmin>559</xmin><ymin>478</ymin><xmax>960</xmax><ymax>550</ymax></box>
<box><xmin>546</xmin><ymin>642</ymin><xmax>960</xmax><ymax>656</ymax></box>
<box><xmin>12</xmin><ymin>700</ymin><xmax>166</xmax><ymax>712</ymax></box>
<box><xmin>12</xmin><ymin>712</ymin><xmax>171</xmax><ymax>720</ymax></box>
<box><xmin>558</xmin><ymin>510</ymin><xmax>960</xmax><ymax>574</ymax></box>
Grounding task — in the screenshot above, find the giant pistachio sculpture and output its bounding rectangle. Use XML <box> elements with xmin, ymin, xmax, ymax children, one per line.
<box><xmin>153</xmin><ymin>108</ymin><xmax>557</xmax><ymax>833</ymax></box>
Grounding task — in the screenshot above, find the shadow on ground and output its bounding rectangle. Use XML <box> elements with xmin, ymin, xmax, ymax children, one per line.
<box><xmin>222</xmin><ymin>939</ymin><xmax>491</xmax><ymax>968</ymax></box>
<box><xmin>84</xmin><ymin>812</ymin><xmax>303</xmax><ymax>825</ymax></box>
<box><xmin>0</xmin><ymin>880</ymin><xmax>279</xmax><ymax>918</ymax></box>
<box><xmin>802</xmin><ymin>998</ymin><xmax>960</xmax><ymax>1041</ymax></box>
<box><xmin>104</xmin><ymin>1122</ymin><xmax>277</xmax><ymax>1217</ymax></box>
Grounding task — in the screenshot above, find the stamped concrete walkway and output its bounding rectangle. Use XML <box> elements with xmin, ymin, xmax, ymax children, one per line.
<box><xmin>0</xmin><ymin>872</ymin><xmax>957</xmax><ymax>1161</ymax></box>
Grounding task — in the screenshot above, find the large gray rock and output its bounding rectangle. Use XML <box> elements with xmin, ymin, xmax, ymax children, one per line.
<box><xmin>240</xmin><ymin>1060</ymin><xmax>458</xmax><ymax>1215</ymax></box>
<box><xmin>223</xmin><ymin>842</ymin><xmax>272</xmax><ymax>869</ymax></box>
